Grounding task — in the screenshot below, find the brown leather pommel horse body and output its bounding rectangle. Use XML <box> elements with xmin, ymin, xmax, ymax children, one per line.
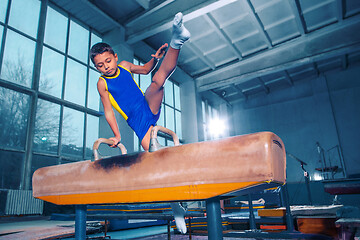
<box><xmin>32</xmin><ymin>131</ymin><xmax>286</xmax><ymax>239</ymax></box>
<box><xmin>33</xmin><ymin>131</ymin><xmax>285</xmax><ymax>205</ymax></box>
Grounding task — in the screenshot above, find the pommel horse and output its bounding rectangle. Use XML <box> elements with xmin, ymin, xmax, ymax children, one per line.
<box><xmin>32</xmin><ymin>127</ymin><xmax>286</xmax><ymax>239</ymax></box>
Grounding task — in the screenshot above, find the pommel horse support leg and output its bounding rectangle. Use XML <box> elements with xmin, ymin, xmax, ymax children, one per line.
<box><xmin>149</xmin><ymin>126</ymin><xmax>187</xmax><ymax>234</ymax></box>
<box><xmin>32</xmin><ymin>131</ymin><xmax>286</xmax><ymax>239</ymax></box>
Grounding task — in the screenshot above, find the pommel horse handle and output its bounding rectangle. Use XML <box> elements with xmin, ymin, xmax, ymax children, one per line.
<box><xmin>149</xmin><ymin>125</ymin><xmax>179</xmax><ymax>152</ymax></box>
<box><xmin>92</xmin><ymin>138</ymin><xmax>127</xmax><ymax>161</ymax></box>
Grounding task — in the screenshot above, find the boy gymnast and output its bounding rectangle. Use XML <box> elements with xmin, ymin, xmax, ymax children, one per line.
<box><xmin>90</xmin><ymin>12</ymin><xmax>190</xmax><ymax>234</ymax></box>
<box><xmin>90</xmin><ymin>12</ymin><xmax>190</xmax><ymax>151</ymax></box>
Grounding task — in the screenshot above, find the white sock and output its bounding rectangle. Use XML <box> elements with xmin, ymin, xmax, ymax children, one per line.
<box><xmin>170</xmin><ymin>202</ymin><xmax>187</xmax><ymax>234</ymax></box>
<box><xmin>170</xmin><ymin>12</ymin><xmax>190</xmax><ymax>49</ymax></box>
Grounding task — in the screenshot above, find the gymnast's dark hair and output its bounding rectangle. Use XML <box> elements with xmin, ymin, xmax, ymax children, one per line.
<box><xmin>90</xmin><ymin>42</ymin><xmax>115</xmax><ymax>64</ymax></box>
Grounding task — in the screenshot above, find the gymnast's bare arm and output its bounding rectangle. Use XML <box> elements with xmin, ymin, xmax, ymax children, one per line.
<box><xmin>97</xmin><ymin>79</ymin><xmax>121</xmax><ymax>148</ymax></box>
<box><xmin>120</xmin><ymin>43</ymin><xmax>168</xmax><ymax>75</ymax></box>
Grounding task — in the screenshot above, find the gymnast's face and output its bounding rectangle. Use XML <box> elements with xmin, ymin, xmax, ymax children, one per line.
<box><xmin>94</xmin><ymin>51</ymin><xmax>119</xmax><ymax>76</ymax></box>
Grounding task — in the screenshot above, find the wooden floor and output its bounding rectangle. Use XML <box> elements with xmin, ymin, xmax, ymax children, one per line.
<box><xmin>133</xmin><ymin>234</ymin><xmax>260</xmax><ymax>240</ymax></box>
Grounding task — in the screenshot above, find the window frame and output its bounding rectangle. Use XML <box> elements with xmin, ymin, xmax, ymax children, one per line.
<box><xmin>0</xmin><ymin>0</ymin><xmax>102</xmax><ymax>190</ymax></box>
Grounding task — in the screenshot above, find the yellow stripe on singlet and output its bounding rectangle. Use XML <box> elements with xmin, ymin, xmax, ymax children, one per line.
<box><xmin>100</xmin><ymin>76</ymin><xmax>128</xmax><ymax>120</ymax></box>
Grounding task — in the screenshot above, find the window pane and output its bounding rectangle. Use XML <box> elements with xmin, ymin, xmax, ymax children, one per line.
<box><xmin>164</xmin><ymin>81</ymin><xmax>173</xmax><ymax>106</ymax></box>
<box><xmin>31</xmin><ymin>155</ymin><xmax>58</xmax><ymax>189</ymax></box>
<box><xmin>213</xmin><ymin>108</ymin><xmax>218</xmax><ymax>119</ymax></box>
<box><xmin>157</xmin><ymin>103</ymin><xmax>165</xmax><ymax>127</ymax></box>
<box><xmin>165</xmin><ymin>105</ymin><xmax>174</xmax><ymax>131</ymax></box>
<box><xmin>68</xmin><ymin>20</ymin><xmax>89</xmax><ymax>63</ymax></box>
<box><xmin>62</xmin><ymin>107</ymin><xmax>84</xmax><ymax>157</ymax></box>
<box><xmin>61</xmin><ymin>158</ymin><xmax>77</xmax><ymax>164</ymax></box>
<box><xmin>167</xmin><ymin>140</ymin><xmax>174</xmax><ymax>147</ymax></box>
<box><xmin>134</xmin><ymin>133</ymin><xmax>139</xmax><ymax>152</ymax></box>
<box><xmin>202</xmin><ymin>101</ymin><xmax>206</xmax><ymax>123</ymax></box>
<box><xmin>0</xmin><ymin>26</ymin><xmax>3</xmax><ymax>45</ymax></box>
<box><xmin>85</xmin><ymin>114</ymin><xmax>99</xmax><ymax>159</ymax></box>
<box><xmin>0</xmin><ymin>150</ymin><xmax>23</xmax><ymax>189</ymax></box>
<box><xmin>64</xmin><ymin>58</ymin><xmax>87</xmax><ymax>105</ymax></box>
<box><xmin>175</xmin><ymin>110</ymin><xmax>182</xmax><ymax>139</ymax></box>
<box><xmin>44</xmin><ymin>6</ymin><xmax>68</xmax><ymax>52</ymax></box>
<box><xmin>1</xmin><ymin>30</ymin><xmax>36</xmax><ymax>87</ymax></box>
<box><xmin>132</xmin><ymin>59</ymin><xmax>139</xmax><ymax>85</ymax></box>
<box><xmin>158</xmin><ymin>137</ymin><xmax>165</xmax><ymax>146</ymax></box>
<box><xmin>174</xmin><ymin>84</ymin><xmax>181</xmax><ymax>110</ymax></box>
<box><xmin>33</xmin><ymin>99</ymin><xmax>60</xmax><ymax>153</ymax></box>
<box><xmin>208</xmin><ymin>105</ymin><xmax>212</xmax><ymax>119</ymax></box>
<box><xmin>8</xmin><ymin>0</ymin><xmax>40</xmax><ymax>38</ymax></box>
<box><xmin>0</xmin><ymin>0</ymin><xmax>8</xmax><ymax>23</ymax></box>
<box><xmin>133</xmin><ymin>73</ymin><xmax>139</xmax><ymax>85</ymax></box>
<box><xmin>0</xmin><ymin>88</ymin><xmax>29</xmax><ymax>149</ymax></box>
<box><xmin>88</xmin><ymin>69</ymin><xmax>100</xmax><ymax>110</ymax></box>
<box><xmin>140</xmin><ymin>74</ymin><xmax>151</xmax><ymax>92</ymax></box>
<box><xmin>90</xmin><ymin>32</ymin><xmax>102</xmax><ymax>50</ymax></box>
<box><xmin>39</xmin><ymin>46</ymin><xmax>64</xmax><ymax>98</ymax></box>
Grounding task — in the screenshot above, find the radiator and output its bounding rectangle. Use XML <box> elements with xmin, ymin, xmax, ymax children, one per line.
<box><xmin>4</xmin><ymin>189</ymin><xmax>43</xmax><ymax>215</ymax></box>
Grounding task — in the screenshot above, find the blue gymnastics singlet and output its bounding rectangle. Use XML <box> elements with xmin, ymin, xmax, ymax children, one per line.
<box><xmin>99</xmin><ymin>65</ymin><xmax>160</xmax><ymax>140</ymax></box>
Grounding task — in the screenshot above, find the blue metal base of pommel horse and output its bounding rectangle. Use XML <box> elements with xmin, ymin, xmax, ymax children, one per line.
<box><xmin>75</xmin><ymin>205</ymin><xmax>87</xmax><ymax>240</ymax></box>
<box><xmin>74</xmin><ymin>199</ymin><xmax>224</xmax><ymax>240</ymax></box>
<box><xmin>206</xmin><ymin>197</ymin><xmax>223</xmax><ymax>239</ymax></box>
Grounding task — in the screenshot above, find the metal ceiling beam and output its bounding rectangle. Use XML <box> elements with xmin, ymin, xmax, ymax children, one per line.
<box><xmin>302</xmin><ymin>0</ymin><xmax>334</xmax><ymax>15</ymax></box>
<box><xmin>198</xmin><ymin>44</ymin><xmax>360</xmax><ymax>92</ymax></box>
<box><xmin>196</xmin><ymin>16</ymin><xmax>360</xmax><ymax>92</ymax></box>
<box><xmin>204</xmin><ymin>13</ymin><xmax>243</xmax><ymax>59</ymax></box>
<box><xmin>210</xmin><ymin>90</ymin><xmax>232</xmax><ymax>106</ymax></box>
<box><xmin>135</xmin><ymin>0</ymin><xmax>151</xmax><ymax>10</ymax></box>
<box><xmin>218</xmin><ymin>13</ymin><xmax>248</xmax><ymax>29</ymax></box>
<box><xmin>254</xmin><ymin>0</ymin><xmax>282</xmax><ymax>12</ymax></box>
<box><xmin>203</xmin><ymin>44</ymin><xmax>228</xmax><ymax>56</ymax></box>
<box><xmin>231</xmin><ymin>30</ymin><xmax>258</xmax><ymax>44</ymax></box>
<box><xmin>284</xmin><ymin>71</ymin><xmax>294</xmax><ymax>86</ymax></box>
<box><xmin>288</xmin><ymin>0</ymin><xmax>306</xmax><ymax>35</ymax></box>
<box><xmin>192</xmin><ymin>67</ymin><xmax>214</xmax><ymax>77</ymax></box>
<box><xmin>125</xmin><ymin>0</ymin><xmax>175</xmax><ymax>27</ymax></box>
<box><xmin>79</xmin><ymin>0</ymin><xmax>122</xmax><ymax>28</ymax></box>
<box><xmin>341</xmin><ymin>54</ymin><xmax>348</xmax><ymax>69</ymax></box>
<box><xmin>337</xmin><ymin>0</ymin><xmax>345</xmax><ymax>22</ymax></box>
<box><xmin>187</xmin><ymin>43</ymin><xmax>216</xmax><ymax>70</ymax></box>
<box><xmin>126</xmin><ymin>0</ymin><xmax>237</xmax><ymax>44</ymax></box>
<box><xmin>258</xmin><ymin>77</ymin><xmax>269</xmax><ymax>94</ymax></box>
<box><xmin>264</xmin><ymin>15</ymin><xmax>295</xmax><ymax>31</ymax></box>
<box><xmin>313</xmin><ymin>62</ymin><xmax>320</xmax><ymax>77</ymax></box>
<box><xmin>232</xmin><ymin>84</ymin><xmax>247</xmax><ymax>99</ymax></box>
<box><xmin>244</xmin><ymin>0</ymin><xmax>273</xmax><ymax>48</ymax></box>
<box><xmin>189</xmin><ymin>30</ymin><xmax>214</xmax><ymax>42</ymax></box>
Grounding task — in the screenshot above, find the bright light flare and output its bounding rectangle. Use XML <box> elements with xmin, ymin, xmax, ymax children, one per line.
<box><xmin>312</xmin><ymin>172</ymin><xmax>323</xmax><ymax>181</ymax></box>
<box><xmin>208</xmin><ymin>117</ymin><xmax>227</xmax><ymax>138</ymax></box>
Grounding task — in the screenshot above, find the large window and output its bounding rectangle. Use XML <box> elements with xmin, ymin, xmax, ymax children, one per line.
<box><xmin>0</xmin><ymin>0</ymin><xmax>102</xmax><ymax>190</ymax></box>
<box><xmin>133</xmin><ymin>59</ymin><xmax>182</xmax><ymax>151</ymax></box>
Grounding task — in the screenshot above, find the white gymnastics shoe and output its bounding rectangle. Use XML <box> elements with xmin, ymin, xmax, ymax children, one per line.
<box><xmin>170</xmin><ymin>12</ymin><xmax>191</xmax><ymax>49</ymax></box>
<box><xmin>170</xmin><ymin>202</ymin><xmax>187</xmax><ymax>234</ymax></box>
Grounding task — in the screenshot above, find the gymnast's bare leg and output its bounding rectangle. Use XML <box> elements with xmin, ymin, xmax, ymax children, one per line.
<box><xmin>141</xmin><ymin>12</ymin><xmax>190</xmax><ymax>150</ymax></box>
<box><xmin>143</xmin><ymin>12</ymin><xmax>190</xmax><ymax>234</ymax></box>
